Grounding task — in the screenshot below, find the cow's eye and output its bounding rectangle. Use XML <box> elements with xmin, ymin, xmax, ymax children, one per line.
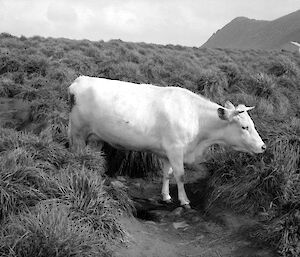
<box><xmin>242</xmin><ymin>126</ymin><xmax>249</xmax><ymax>130</ymax></box>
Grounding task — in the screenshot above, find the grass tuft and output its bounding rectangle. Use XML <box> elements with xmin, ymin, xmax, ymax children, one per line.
<box><xmin>58</xmin><ymin>167</ymin><xmax>127</xmax><ymax>242</ymax></box>
<box><xmin>0</xmin><ymin>147</ymin><xmax>63</xmax><ymax>219</ymax></box>
<box><xmin>0</xmin><ymin>202</ymin><xmax>111</xmax><ymax>257</ymax></box>
<box><xmin>206</xmin><ymin>131</ymin><xmax>300</xmax><ymax>256</ymax></box>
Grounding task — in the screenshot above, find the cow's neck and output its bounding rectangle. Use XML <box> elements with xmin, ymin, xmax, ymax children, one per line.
<box><xmin>188</xmin><ymin>105</ymin><xmax>230</xmax><ymax>163</ymax></box>
<box><xmin>197</xmin><ymin>104</ymin><xmax>228</xmax><ymax>138</ymax></box>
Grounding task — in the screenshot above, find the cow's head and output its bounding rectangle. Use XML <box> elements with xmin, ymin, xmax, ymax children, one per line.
<box><xmin>218</xmin><ymin>101</ymin><xmax>266</xmax><ymax>154</ymax></box>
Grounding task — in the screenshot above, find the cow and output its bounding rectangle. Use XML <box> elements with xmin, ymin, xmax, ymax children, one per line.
<box><xmin>291</xmin><ymin>41</ymin><xmax>300</xmax><ymax>54</ymax></box>
<box><xmin>68</xmin><ymin>76</ymin><xmax>266</xmax><ymax>207</ymax></box>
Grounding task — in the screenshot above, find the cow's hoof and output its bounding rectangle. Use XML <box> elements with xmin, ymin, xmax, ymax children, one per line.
<box><xmin>159</xmin><ymin>198</ymin><xmax>173</xmax><ymax>205</ymax></box>
<box><xmin>164</xmin><ymin>199</ymin><xmax>173</xmax><ymax>204</ymax></box>
<box><xmin>182</xmin><ymin>204</ymin><xmax>191</xmax><ymax>210</ymax></box>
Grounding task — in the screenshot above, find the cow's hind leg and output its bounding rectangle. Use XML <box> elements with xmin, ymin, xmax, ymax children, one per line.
<box><xmin>161</xmin><ymin>159</ymin><xmax>173</xmax><ymax>203</ymax></box>
<box><xmin>167</xmin><ymin>149</ymin><xmax>190</xmax><ymax>207</ymax></box>
<box><xmin>68</xmin><ymin>119</ymin><xmax>87</xmax><ymax>153</ymax></box>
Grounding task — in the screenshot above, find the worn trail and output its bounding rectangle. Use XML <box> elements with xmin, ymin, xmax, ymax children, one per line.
<box><xmin>113</xmin><ymin>175</ymin><xmax>276</xmax><ymax>257</ymax></box>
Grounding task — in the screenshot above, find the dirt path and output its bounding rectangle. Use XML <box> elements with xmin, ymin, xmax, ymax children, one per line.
<box><xmin>112</xmin><ymin>171</ymin><xmax>277</xmax><ymax>257</ymax></box>
<box><xmin>114</xmin><ymin>210</ymin><xmax>275</xmax><ymax>257</ymax></box>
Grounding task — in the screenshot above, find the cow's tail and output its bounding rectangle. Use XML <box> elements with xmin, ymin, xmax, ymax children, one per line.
<box><xmin>67</xmin><ymin>86</ymin><xmax>76</xmax><ymax>149</ymax></box>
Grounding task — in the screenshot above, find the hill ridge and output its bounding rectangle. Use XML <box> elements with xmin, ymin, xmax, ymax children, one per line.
<box><xmin>202</xmin><ymin>9</ymin><xmax>300</xmax><ymax>50</ymax></box>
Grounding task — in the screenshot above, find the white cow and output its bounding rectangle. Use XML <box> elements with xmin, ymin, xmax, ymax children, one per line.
<box><xmin>68</xmin><ymin>76</ymin><xmax>266</xmax><ymax>207</ymax></box>
<box><xmin>291</xmin><ymin>41</ymin><xmax>300</xmax><ymax>54</ymax></box>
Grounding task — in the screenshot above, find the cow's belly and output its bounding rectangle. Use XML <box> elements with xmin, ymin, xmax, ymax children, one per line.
<box><xmin>91</xmin><ymin>121</ymin><xmax>164</xmax><ymax>152</ymax></box>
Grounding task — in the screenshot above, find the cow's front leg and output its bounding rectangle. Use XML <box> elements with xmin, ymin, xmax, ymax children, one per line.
<box><xmin>174</xmin><ymin>170</ymin><xmax>190</xmax><ymax>207</ymax></box>
<box><xmin>167</xmin><ymin>149</ymin><xmax>190</xmax><ymax>207</ymax></box>
<box><xmin>161</xmin><ymin>159</ymin><xmax>173</xmax><ymax>202</ymax></box>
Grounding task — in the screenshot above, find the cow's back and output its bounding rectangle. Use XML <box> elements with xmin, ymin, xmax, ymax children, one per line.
<box><xmin>69</xmin><ymin>76</ymin><xmax>163</xmax><ymax>128</ymax></box>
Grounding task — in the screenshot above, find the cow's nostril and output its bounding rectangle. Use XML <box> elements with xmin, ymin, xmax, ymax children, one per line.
<box><xmin>261</xmin><ymin>144</ymin><xmax>266</xmax><ymax>151</ymax></box>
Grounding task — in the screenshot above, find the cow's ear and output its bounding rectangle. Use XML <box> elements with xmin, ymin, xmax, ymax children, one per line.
<box><xmin>217</xmin><ymin>108</ymin><xmax>228</xmax><ymax>120</ymax></box>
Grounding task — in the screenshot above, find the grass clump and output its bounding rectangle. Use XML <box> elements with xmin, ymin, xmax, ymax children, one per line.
<box><xmin>0</xmin><ymin>127</ymin><xmax>70</xmax><ymax>170</ymax></box>
<box><xmin>69</xmin><ymin>148</ymin><xmax>106</xmax><ymax>175</ymax></box>
<box><xmin>58</xmin><ymin>167</ymin><xmax>127</xmax><ymax>241</ymax></box>
<box><xmin>0</xmin><ymin>202</ymin><xmax>111</xmax><ymax>257</ymax></box>
<box><xmin>206</xmin><ymin>131</ymin><xmax>300</xmax><ymax>256</ymax></box>
<box><xmin>261</xmin><ymin>208</ymin><xmax>300</xmax><ymax>257</ymax></box>
<box><xmin>268</xmin><ymin>56</ymin><xmax>299</xmax><ymax>77</ymax></box>
<box><xmin>0</xmin><ymin>147</ymin><xmax>63</xmax><ymax>219</ymax></box>
<box><xmin>0</xmin><ymin>127</ymin><xmax>130</xmax><ymax>256</ymax></box>
<box><xmin>195</xmin><ymin>67</ymin><xmax>228</xmax><ymax>102</ymax></box>
<box><xmin>248</xmin><ymin>73</ymin><xmax>276</xmax><ymax>99</ymax></box>
<box><xmin>116</xmin><ymin>151</ymin><xmax>161</xmax><ymax>178</ymax></box>
<box><xmin>104</xmin><ymin>143</ymin><xmax>161</xmax><ymax>178</ymax></box>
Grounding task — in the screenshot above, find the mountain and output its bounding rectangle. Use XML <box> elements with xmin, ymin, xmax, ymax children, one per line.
<box><xmin>202</xmin><ymin>9</ymin><xmax>300</xmax><ymax>50</ymax></box>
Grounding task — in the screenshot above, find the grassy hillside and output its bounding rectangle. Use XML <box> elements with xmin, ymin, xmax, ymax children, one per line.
<box><xmin>0</xmin><ymin>32</ymin><xmax>299</xmax><ymax>256</ymax></box>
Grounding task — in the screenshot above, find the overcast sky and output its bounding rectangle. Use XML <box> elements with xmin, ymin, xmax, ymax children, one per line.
<box><xmin>0</xmin><ymin>0</ymin><xmax>299</xmax><ymax>47</ymax></box>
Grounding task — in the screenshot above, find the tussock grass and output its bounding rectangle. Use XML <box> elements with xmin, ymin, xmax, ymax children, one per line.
<box><xmin>268</xmin><ymin>56</ymin><xmax>300</xmax><ymax>77</ymax></box>
<box><xmin>206</xmin><ymin>131</ymin><xmax>300</xmax><ymax>256</ymax></box>
<box><xmin>69</xmin><ymin>148</ymin><xmax>106</xmax><ymax>175</ymax></box>
<box><xmin>57</xmin><ymin>167</ymin><xmax>128</xmax><ymax>242</ymax></box>
<box><xmin>207</xmin><ymin>133</ymin><xmax>300</xmax><ymax>210</ymax></box>
<box><xmin>195</xmin><ymin>67</ymin><xmax>228</xmax><ymax>102</ymax></box>
<box><xmin>106</xmin><ymin>180</ymin><xmax>134</xmax><ymax>215</ymax></box>
<box><xmin>0</xmin><ymin>202</ymin><xmax>111</xmax><ymax>257</ymax></box>
<box><xmin>0</xmin><ymin>77</ymin><xmax>21</xmax><ymax>98</ymax></box>
<box><xmin>104</xmin><ymin>144</ymin><xmax>161</xmax><ymax>178</ymax></box>
<box><xmin>118</xmin><ymin>151</ymin><xmax>161</xmax><ymax>178</ymax></box>
<box><xmin>0</xmin><ymin>147</ymin><xmax>63</xmax><ymax>219</ymax></box>
<box><xmin>249</xmin><ymin>73</ymin><xmax>276</xmax><ymax>99</ymax></box>
<box><xmin>256</xmin><ymin>98</ymin><xmax>275</xmax><ymax>117</ymax></box>
<box><xmin>218</xmin><ymin>62</ymin><xmax>243</xmax><ymax>91</ymax></box>
<box><xmin>254</xmin><ymin>207</ymin><xmax>300</xmax><ymax>257</ymax></box>
<box><xmin>0</xmin><ymin>128</ymin><xmax>129</xmax><ymax>256</ymax></box>
<box><xmin>0</xmin><ymin>128</ymin><xmax>70</xmax><ymax>170</ymax></box>
<box><xmin>38</xmin><ymin>109</ymin><xmax>69</xmax><ymax>145</ymax></box>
